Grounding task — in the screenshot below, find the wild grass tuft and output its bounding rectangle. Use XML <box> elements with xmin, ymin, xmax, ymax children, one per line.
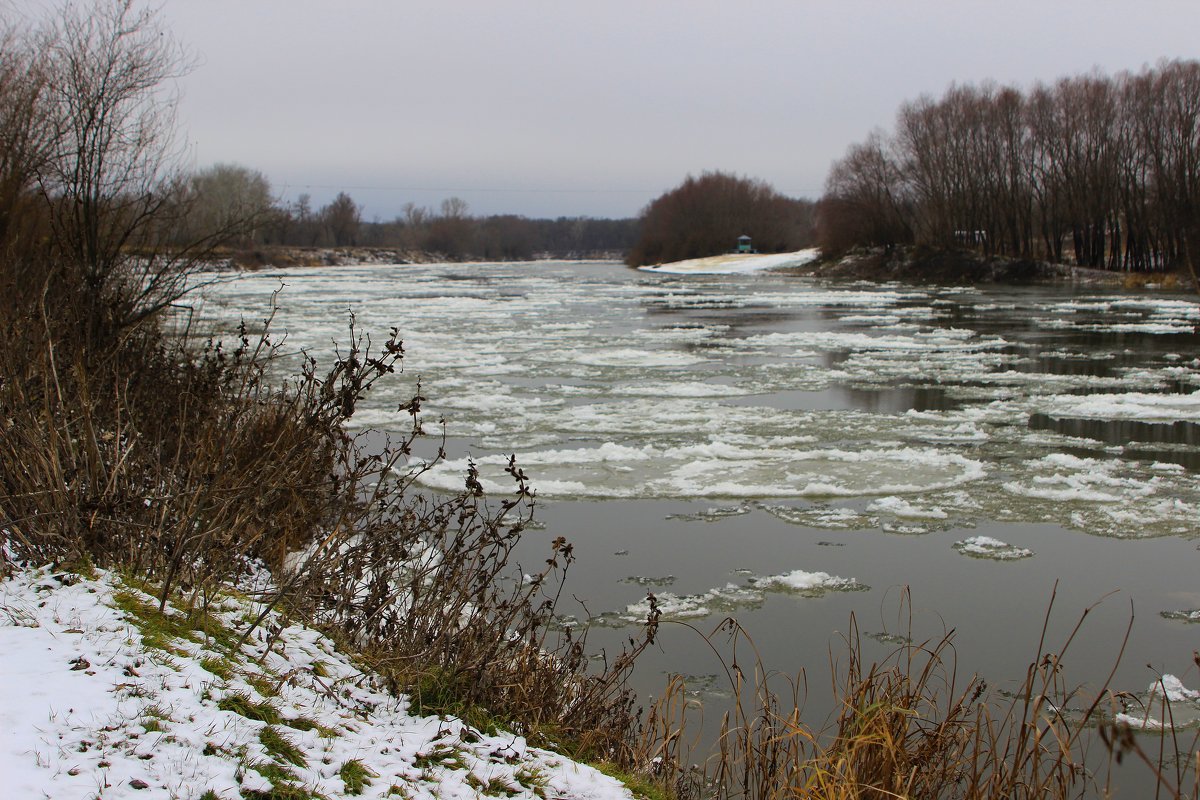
<box><xmin>218</xmin><ymin>692</ymin><xmax>281</xmax><ymax>725</ymax></box>
<box><xmin>200</xmin><ymin>656</ymin><xmax>235</xmax><ymax>681</ymax></box>
<box><xmin>338</xmin><ymin>759</ymin><xmax>375</xmax><ymax>795</ymax></box>
<box><xmin>413</xmin><ymin>745</ymin><xmax>468</xmax><ymax>772</ymax></box>
<box><xmin>259</xmin><ymin>726</ymin><xmax>306</xmax><ymax>768</ymax></box>
<box><xmin>243</xmin><ymin>758</ymin><xmax>322</xmax><ymax>800</ymax></box>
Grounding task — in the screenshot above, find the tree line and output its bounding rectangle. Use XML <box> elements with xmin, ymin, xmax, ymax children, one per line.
<box><xmin>818</xmin><ymin>60</ymin><xmax>1200</xmax><ymax>284</ymax></box>
<box><xmin>182</xmin><ymin>167</ymin><xmax>818</xmax><ymax>266</ymax></box>
<box><xmin>173</xmin><ymin>165</ymin><xmax>639</xmax><ymax>260</ymax></box>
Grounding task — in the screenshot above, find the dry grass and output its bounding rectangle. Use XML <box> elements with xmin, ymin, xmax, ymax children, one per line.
<box><xmin>633</xmin><ymin>590</ymin><xmax>1199</xmax><ymax>800</ymax></box>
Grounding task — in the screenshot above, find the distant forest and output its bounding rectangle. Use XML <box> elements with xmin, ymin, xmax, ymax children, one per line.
<box><xmin>818</xmin><ymin>60</ymin><xmax>1200</xmax><ymax>276</ymax></box>
<box><xmin>180</xmin><ymin>177</ymin><xmax>641</xmax><ymax>260</ymax></box>
<box><xmin>181</xmin><ymin>169</ymin><xmax>820</xmax><ymax>265</ymax></box>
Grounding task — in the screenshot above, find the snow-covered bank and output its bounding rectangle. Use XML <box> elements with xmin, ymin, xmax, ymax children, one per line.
<box><xmin>638</xmin><ymin>248</ymin><xmax>819</xmax><ymax>275</ymax></box>
<box><xmin>0</xmin><ymin>568</ymin><xmax>636</xmax><ymax>800</ymax></box>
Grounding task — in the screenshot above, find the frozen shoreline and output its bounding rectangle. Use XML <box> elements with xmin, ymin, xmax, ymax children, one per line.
<box><xmin>637</xmin><ymin>248</ymin><xmax>820</xmax><ymax>275</ymax></box>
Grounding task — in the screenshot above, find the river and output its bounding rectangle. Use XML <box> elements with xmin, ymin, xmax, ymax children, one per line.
<box><xmin>195</xmin><ymin>259</ymin><xmax>1200</xmax><ymax>745</ymax></box>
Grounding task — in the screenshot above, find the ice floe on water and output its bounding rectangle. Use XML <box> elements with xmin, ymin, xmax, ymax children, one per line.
<box><xmin>1038</xmin><ymin>389</ymin><xmax>1200</xmax><ymax>422</ymax></box>
<box><xmin>595</xmin><ymin>569</ymin><xmax>867</xmax><ymax>626</ymax></box>
<box><xmin>1160</xmin><ymin>609</ymin><xmax>1200</xmax><ymax>623</ymax></box>
<box><xmin>953</xmin><ymin>536</ymin><xmax>1034</xmax><ymax>560</ymax></box>
<box><xmin>867</xmin><ymin>496</ymin><xmax>949</xmax><ymax>520</ymax></box>
<box><xmin>418</xmin><ymin>443</ymin><xmax>987</xmax><ymax>500</ymax></box>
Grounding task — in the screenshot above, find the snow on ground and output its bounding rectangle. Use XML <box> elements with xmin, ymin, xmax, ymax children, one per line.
<box><xmin>0</xmin><ymin>567</ymin><xmax>636</xmax><ymax>800</ymax></box>
<box><xmin>637</xmin><ymin>249</ymin><xmax>819</xmax><ymax>275</ymax></box>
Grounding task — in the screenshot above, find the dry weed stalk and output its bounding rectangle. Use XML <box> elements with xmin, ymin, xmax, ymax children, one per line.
<box><xmin>638</xmin><ymin>589</ymin><xmax>1198</xmax><ymax>800</ymax></box>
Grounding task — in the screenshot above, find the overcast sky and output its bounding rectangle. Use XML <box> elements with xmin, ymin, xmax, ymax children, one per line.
<box><xmin>140</xmin><ymin>1</ymin><xmax>1200</xmax><ymax>220</ymax></box>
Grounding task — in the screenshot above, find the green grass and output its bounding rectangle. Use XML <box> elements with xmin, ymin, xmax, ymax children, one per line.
<box><xmin>404</xmin><ymin>671</ymin><xmax>505</xmax><ymax>736</ymax></box>
<box><xmin>483</xmin><ymin>777</ymin><xmax>521</xmax><ymax>797</ymax></box>
<box><xmin>338</xmin><ymin>759</ymin><xmax>375</xmax><ymax>795</ymax></box>
<box><xmin>112</xmin><ymin>576</ymin><xmax>242</xmax><ymax>656</ymax></box>
<box><xmin>112</xmin><ymin>588</ymin><xmax>194</xmax><ymax>656</ymax></box>
<box><xmin>515</xmin><ymin>766</ymin><xmax>549</xmax><ymax>797</ymax></box>
<box><xmin>412</xmin><ymin>745</ymin><xmax>467</xmax><ymax>772</ymax></box>
<box><xmin>593</xmin><ymin>762</ymin><xmax>673</xmax><ymax>800</ymax></box>
<box><xmin>280</xmin><ymin>715</ymin><xmax>338</xmax><ymax>738</ymax></box>
<box><xmin>201</xmin><ymin>655</ymin><xmax>236</xmax><ymax>680</ymax></box>
<box><xmin>219</xmin><ymin>692</ymin><xmax>282</xmax><ymax>725</ymax></box>
<box><xmin>241</xmin><ymin>759</ymin><xmax>326</xmax><ymax>800</ymax></box>
<box><xmin>259</xmin><ymin>726</ymin><xmax>307</xmax><ymax>768</ymax></box>
<box><xmin>245</xmin><ymin>671</ymin><xmax>280</xmax><ymax>698</ymax></box>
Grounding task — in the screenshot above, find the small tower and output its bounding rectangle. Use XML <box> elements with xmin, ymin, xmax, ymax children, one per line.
<box><xmin>736</xmin><ymin>234</ymin><xmax>754</xmax><ymax>254</ymax></box>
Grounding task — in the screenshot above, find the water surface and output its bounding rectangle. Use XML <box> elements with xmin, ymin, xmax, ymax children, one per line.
<box><xmin>197</xmin><ymin>260</ymin><xmax>1200</xmax><ymax>740</ymax></box>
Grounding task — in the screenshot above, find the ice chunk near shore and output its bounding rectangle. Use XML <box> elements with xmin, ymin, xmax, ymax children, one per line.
<box><xmin>1115</xmin><ymin>675</ymin><xmax>1200</xmax><ymax>730</ymax></box>
<box><xmin>750</xmin><ymin>569</ymin><xmax>863</xmax><ymax>594</ymax></box>
<box><xmin>953</xmin><ymin>536</ymin><xmax>1033</xmax><ymax>561</ymax></box>
<box><xmin>1150</xmin><ymin>674</ymin><xmax>1200</xmax><ymax>703</ymax></box>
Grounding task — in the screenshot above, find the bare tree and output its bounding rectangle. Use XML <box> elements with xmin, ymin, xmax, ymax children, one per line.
<box><xmin>179</xmin><ymin>162</ymin><xmax>274</xmax><ymax>247</ymax></box>
<box><xmin>0</xmin><ymin>25</ymin><xmax>53</xmax><ymax>249</ymax></box>
<box><xmin>35</xmin><ymin>0</ymin><xmax>195</xmax><ymax>344</ymax></box>
<box><xmin>322</xmin><ymin>191</ymin><xmax>361</xmax><ymax>247</ymax></box>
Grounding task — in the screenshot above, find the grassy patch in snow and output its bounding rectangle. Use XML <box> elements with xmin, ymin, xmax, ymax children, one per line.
<box><xmin>219</xmin><ymin>691</ymin><xmax>283</xmax><ymax>725</ymax></box>
<box><xmin>338</xmin><ymin>758</ymin><xmax>375</xmax><ymax>795</ymax></box>
<box><xmin>412</xmin><ymin>744</ymin><xmax>468</xmax><ymax>772</ymax></box>
<box><xmin>200</xmin><ymin>655</ymin><xmax>236</xmax><ymax>680</ymax></box>
<box><xmin>111</xmin><ymin>583</ymin><xmax>241</xmax><ymax>659</ymax></box>
<box><xmin>260</xmin><ymin>725</ymin><xmax>307</xmax><ymax>767</ymax></box>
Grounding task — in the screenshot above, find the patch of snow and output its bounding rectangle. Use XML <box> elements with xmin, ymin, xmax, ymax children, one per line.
<box><xmin>638</xmin><ymin>248</ymin><xmax>819</xmax><ymax>275</ymax></box>
<box><xmin>0</xmin><ymin>568</ymin><xmax>636</xmax><ymax>800</ymax></box>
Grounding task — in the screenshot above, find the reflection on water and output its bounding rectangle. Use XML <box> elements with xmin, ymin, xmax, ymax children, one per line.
<box><xmin>1029</xmin><ymin>413</ymin><xmax>1200</xmax><ymax>470</ymax></box>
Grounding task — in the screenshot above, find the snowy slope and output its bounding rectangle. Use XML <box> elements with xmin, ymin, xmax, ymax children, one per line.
<box><xmin>637</xmin><ymin>248</ymin><xmax>819</xmax><ymax>275</ymax></box>
<box><xmin>0</xmin><ymin>567</ymin><xmax>636</xmax><ymax>800</ymax></box>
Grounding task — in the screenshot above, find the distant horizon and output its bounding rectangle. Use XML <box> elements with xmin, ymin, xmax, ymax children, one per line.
<box><xmin>118</xmin><ymin>1</ymin><xmax>1200</xmax><ymax>219</ymax></box>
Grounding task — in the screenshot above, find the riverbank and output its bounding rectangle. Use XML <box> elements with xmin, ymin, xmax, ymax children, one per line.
<box><xmin>0</xmin><ymin>566</ymin><xmax>639</xmax><ymax>800</ymax></box>
<box><xmin>789</xmin><ymin>246</ymin><xmax>1188</xmax><ymax>289</ymax></box>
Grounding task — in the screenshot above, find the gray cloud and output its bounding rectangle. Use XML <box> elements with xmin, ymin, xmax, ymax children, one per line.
<box><xmin>159</xmin><ymin>0</ymin><xmax>1200</xmax><ymax>218</ymax></box>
